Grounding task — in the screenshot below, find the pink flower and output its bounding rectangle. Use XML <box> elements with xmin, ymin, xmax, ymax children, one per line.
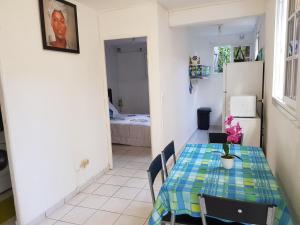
<box><xmin>225</xmin><ymin>115</ymin><xmax>234</xmax><ymax>126</ymax></box>
<box><xmin>224</xmin><ymin>116</ymin><xmax>243</xmax><ymax>144</ymax></box>
<box><xmin>225</xmin><ymin>127</ymin><xmax>235</xmax><ymax>135</ymax></box>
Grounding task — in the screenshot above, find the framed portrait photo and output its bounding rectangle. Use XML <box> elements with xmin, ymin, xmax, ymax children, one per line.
<box><xmin>39</xmin><ymin>0</ymin><xmax>80</xmax><ymax>53</ymax></box>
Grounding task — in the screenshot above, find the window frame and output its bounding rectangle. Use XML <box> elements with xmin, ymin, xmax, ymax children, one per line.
<box><xmin>273</xmin><ymin>0</ymin><xmax>300</xmax><ymax>125</ymax></box>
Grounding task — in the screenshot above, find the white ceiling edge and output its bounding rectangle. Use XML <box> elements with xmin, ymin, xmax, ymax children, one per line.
<box><xmin>163</xmin><ymin>0</ymin><xmax>246</xmax><ymax>12</ymax></box>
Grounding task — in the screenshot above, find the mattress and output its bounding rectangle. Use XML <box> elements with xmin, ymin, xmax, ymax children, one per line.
<box><xmin>110</xmin><ymin>114</ymin><xmax>151</xmax><ymax>147</ymax></box>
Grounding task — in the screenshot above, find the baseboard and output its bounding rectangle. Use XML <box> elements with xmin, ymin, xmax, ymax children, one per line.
<box><xmin>23</xmin><ymin>167</ymin><xmax>109</xmax><ymax>225</ymax></box>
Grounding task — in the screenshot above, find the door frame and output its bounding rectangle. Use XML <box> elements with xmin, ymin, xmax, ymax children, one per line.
<box><xmin>101</xmin><ymin>35</ymin><xmax>154</xmax><ymax>169</ymax></box>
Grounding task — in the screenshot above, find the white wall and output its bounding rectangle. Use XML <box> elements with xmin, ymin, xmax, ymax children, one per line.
<box><xmin>158</xmin><ymin>5</ymin><xmax>199</xmax><ymax>150</ymax></box>
<box><xmin>186</xmin><ymin>32</ymin><xmax>256</xmax><ymax>126</ymax></box>
<box><xmin>0</xmin><ymin>1</ymin><xmax>109</xmax><ymax>224</ymax></box>
<box><xmin>264</xmin><ymin>0</ymin><xmax>300</xmax><ymax>223</ymax></box>
<box><xmin>106</xmin><ymin>43</ymin><xmax>150</xmax><ymax>114</ymax></box>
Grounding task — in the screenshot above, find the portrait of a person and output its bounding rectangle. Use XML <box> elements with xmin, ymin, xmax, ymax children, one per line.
<box><xmin>39</xmin><ymin>0</ymin><xmax>79</xmax><ymax>53</ymax></box>
<box><xmin>50</xmin><ymin>10</ymin><xmax>68</xmax><ymax>48</ymax></box>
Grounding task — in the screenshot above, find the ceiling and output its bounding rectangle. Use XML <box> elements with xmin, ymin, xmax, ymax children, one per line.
<box><xmin>76</xmin><ymin>0</ymin><xmax>228</xmax><ymax>11</ymax></box>
<box><xmin>159</xmin><ymin>0</ymin><xmax>228</xmax><ymax>10</ymax></box>
<box><xmin>76</xmin><ymin>0</ymin><xmax>154</xmax><ymax>11</ymax></box>
<box><xmin>187</xmin><ymin>16</ymin><xmax>258</xmax><ymax>36</ymax></box>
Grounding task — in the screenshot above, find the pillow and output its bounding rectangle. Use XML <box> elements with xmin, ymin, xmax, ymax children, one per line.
<box><xmin>109</xmin><ymin>102</ymin><xmax>119</xmax><ymax>117</ymax></box>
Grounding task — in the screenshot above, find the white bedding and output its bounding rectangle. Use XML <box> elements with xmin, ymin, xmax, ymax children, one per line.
<box><xmin>110</xmin><ymin>114</ymin><xmax>151</xmax><ymax>147</ymax></box>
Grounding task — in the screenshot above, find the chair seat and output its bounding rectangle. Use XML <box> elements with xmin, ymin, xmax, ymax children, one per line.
<box><xmin>162</xmin><ymin>213</ymin><xmax>243</xmax><ymax>225</ymax></box>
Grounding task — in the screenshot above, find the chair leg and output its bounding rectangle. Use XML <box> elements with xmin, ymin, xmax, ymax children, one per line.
<box><xmin>201</xmin><ymin>213</ymin><xmax>208</xmax><ymax>225</ymax></box>
<box><xmin>170</xmin><ymin>212</ymin><xmax>175</xmax><ymax>225</ymax></box>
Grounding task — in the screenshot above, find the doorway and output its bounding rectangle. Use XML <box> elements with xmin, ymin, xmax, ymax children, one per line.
<box><xmin>104</xmin><ymin>37</ymin><xmax>152</xmax><ymax>173</ymax></box>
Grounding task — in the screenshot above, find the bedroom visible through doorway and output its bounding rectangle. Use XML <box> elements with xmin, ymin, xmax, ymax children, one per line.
<box><xmin>104</xmin><ymin>37</ymin><xmax>152</xmax><ymax>175</ymax></box>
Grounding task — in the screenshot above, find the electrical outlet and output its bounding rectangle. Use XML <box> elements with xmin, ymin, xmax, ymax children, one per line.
<box><xmin>80</xmin><ymin>159</ymin><xmax>89</xmax><ymax>169</ymax></box>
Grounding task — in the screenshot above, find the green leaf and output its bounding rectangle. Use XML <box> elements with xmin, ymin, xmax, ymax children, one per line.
<box><xmin>222</xmin><ymin>143</ymin><xmax>229</xmax><ymax>156</ymax></box>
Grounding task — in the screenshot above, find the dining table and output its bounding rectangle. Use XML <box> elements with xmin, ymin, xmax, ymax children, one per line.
<box><xmin>148</xmin><ymin>144</ymin><xmax>294</xmax><ymax>225</ymax></box>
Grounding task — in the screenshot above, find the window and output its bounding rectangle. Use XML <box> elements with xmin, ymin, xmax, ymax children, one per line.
<box><xmin>233</xmin><ymin>46</ymin><xmax>251</xmax><ymax>62</ymax></box>
<box><xmin>213</xmin><ymin>46</ymin><xmax>231</xmax><ymax>73</ymax></box>
<box><xmin>273</xmin><ymin>0</ymin><xmax>300</xmax><ymax>116</ymax></box>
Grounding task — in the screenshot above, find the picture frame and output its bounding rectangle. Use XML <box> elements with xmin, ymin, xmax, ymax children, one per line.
<box><xmin>39</xmin><ymin>0</ymin><xmax>80</xmax><ymax>53</ymax></box>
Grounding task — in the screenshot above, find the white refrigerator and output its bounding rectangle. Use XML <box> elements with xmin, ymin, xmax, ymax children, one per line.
<box><xmin>223</xmin><ymin>61</ymin><xmax>264</xmax><ymax>147</ymax></box>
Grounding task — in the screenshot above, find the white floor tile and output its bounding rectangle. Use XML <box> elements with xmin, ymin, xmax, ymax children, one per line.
<box><xmin>105</xmin><ymin>176</ymin><xmax>130</xmax><ymax>186</ymax></box>
<box><xmin>47</xmin><ymin>204</ymin><xmax>74</xmax><ymax>220</ymax></box>
<box><xmin>105</xmin><ymin>168</ymin><xmax>120</xmax><ymax>175</ymax></box>
<box><xmin>38</xmin><ymin>218</ymin><xmax>56</xmax><ymax>225</ymax></box>
<box><xmin>67</xmin><ymin>193</ymin><xmax>89</xmax><ymax>206</ymax></box>
<box><xmin>82</xmin><ymin>183</ymin><xmax>101</xmax><ymax>194</ymax></box>
<box><xmin>101</xmin><ymin>197</ymin><xmax>131</xmax><ymax>213</ymax></box>
<box><xmin>133</xmin><ymin>171</ymin><xmax>148</xmax><ymax>179</ymax></box>
<box><xmin>96</xmin><ymin>175</ymin><xmax>112</xmax><ymax>184</ymax></box>
<box><xmin>123</xmin><ymin>162</ymin><xmax>147</xmax><ymax>170</ymax></box>
<box><xmin>124</xmin><ymin>178</ymin><xmax>148</xmax><ymax>188</ymax></box>
<box><xmin>54</xmin><ymin>222</ymin><xmax>74</xmax><ymax>225</ymax></box>
<box><xmin>123</xmin><ymin>201</ymin><xmax>152</xmax><ymax>218</ymax></box>
<box><xmin>114</xmin><ymin>168</ymin><xmax>138</xmax><ymax>177</ymax></box>
<box><xmin>61</xmin><ymin>206</ymin><xmax>95</xmax><ymax>224</ymax></box>
<box><xmin>94</xmin><ymin>184</ymin><xmax>120</xmax><ymax>197</ymax></box>
<box><xmin>113</xmin><ymin>187</ymin><xmax>141</xmax><ymax>200</ymax></box>
<box><xmin>134</xmin><ymin>190</ymin><xmax>153</xmax><ymax>203</ymax></box>
<box><xmin>79</xmin><ymin>194</ymin><xmax>109</xmax><ymax>209</ymax></box>
<box><xmin>84</xmin><ymin>210</ymin><xmax>120</xmax><ymax>225</ymax></box>
<box><xmin>113</xmin><ymin>215</ymin><xmax>146</xmax><ymax>225</ymax></box>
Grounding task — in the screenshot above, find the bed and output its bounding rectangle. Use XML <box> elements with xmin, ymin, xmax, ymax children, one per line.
<box><xmin>108</xmin><ymin>89</ymin><xmax>151</xmax><ymax>147</ymax></box>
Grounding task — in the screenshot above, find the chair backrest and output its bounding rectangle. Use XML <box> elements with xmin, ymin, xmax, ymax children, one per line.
<box><xmin>147</xmin><ymin>154</ymin><xmax>165</xmax><ymax>205</ymax></box>
<box><xmin>161</xmin><ymin>141</ymin><xmax>176</xmax><ymax>177</ymax></box>
<box><xmin>199</xmin><ymin>194</ymin><xmax>276</xmax><ymax>225</ymax></box>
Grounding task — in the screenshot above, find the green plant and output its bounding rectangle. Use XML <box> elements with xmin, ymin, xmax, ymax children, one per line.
<box><xmin>217</xmin><ymin>46</ymin><xmax>231</xmax><ymax>73</ymax></box>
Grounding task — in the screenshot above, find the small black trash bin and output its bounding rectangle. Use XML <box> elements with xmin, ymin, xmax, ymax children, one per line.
<box><xmin>197</xmin><ymin>107</ymin><xmax>211</xmax><ymax>130</ymax></box>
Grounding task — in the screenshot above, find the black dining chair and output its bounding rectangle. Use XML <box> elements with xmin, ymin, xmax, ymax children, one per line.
<box><xmin>147</xmin><ymin>155</ymin><xmax>235</xmax><ymax>225</ymax></box>
<box><xmin>161</xmin><ymin>141</ymin><xmax>176</xmax><ymax>177</ymax></box>
<box><xmin>199</xmin><ymin>194</ymin><xmax>276</xmax><ymax>225</ymax></box>
<box><xmin>147</xmin><ymin>154</ymin><xmax>203</xmax><ymax>225</ymax></box>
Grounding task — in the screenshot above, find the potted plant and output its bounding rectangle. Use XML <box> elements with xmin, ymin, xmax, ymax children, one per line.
<box><xmin>220</xmin><ymin>115</ymin><xmax>243</xmax><ymax>169</ymax></box>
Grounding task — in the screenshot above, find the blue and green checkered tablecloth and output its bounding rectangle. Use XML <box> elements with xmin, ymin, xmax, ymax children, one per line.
<box><xmin>149</xmin><ymin>144</ymin><xmax>293</xmax><ymax>225</ymax></box>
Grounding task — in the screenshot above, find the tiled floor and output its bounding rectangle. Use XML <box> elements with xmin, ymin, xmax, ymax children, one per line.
<box><xmin>37</xmin><ymin>127</ymin><xmax>221</xmax><ymax>225</ymax></box>
<box><xmin>187</xmin><ymin>126</ymin><xmax>222</xmax><ymax>144</ymax></box>
<box><xmin>38</xmin><ymin>145</ymin><xmax>155</xmax><ymax>225</ymax></box>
